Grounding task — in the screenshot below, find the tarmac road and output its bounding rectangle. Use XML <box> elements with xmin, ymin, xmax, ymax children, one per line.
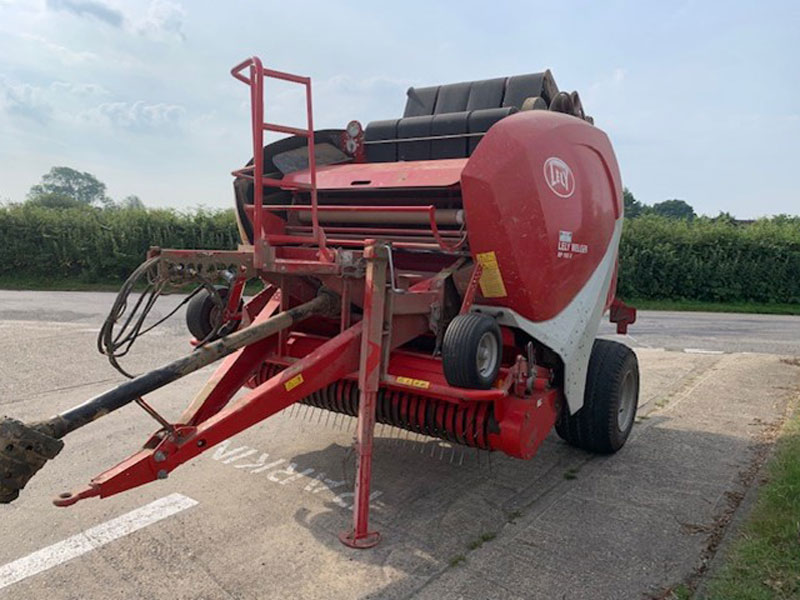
<box><xmin>1</xmin><ymin>290</ymin><xmax>798</xmax><ymax>355</ymax></box>
<box><xmin>0</xmin><ymin>290</ymin><xmax>798</xmax><ymax>600</ymax></box>
<box><xmin>598</xmin><ymin>309</ymin><xmax>800</xmax><ymax>355</ymax></box>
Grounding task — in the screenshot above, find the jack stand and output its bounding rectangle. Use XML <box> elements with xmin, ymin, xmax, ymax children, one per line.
<box><xmin>339</xmin><ymin>240</ymin><xmax>388</xmax><ymax>549</ymax></box>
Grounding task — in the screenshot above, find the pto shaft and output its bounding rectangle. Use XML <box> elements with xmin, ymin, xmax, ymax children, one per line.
<box><xmin>38</xmin><ymin>292</ymin><xmax>332</xmax><ymax>439</ymax></box>
<box><xmin>0</xmin><ymin>290</ymin><xmax>335</xmax><ymax>503</ymax></box>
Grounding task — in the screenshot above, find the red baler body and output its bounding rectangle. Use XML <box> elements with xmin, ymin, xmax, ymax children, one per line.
<box><xmin>463</xmin><ymin>111</ymin><xmax>622</xmax><ymax>321</ymax></box>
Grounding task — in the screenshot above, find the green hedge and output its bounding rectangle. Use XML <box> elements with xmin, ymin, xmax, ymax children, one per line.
<box><xmin>0</xmin><ymin>206</ymin><xmax>798</xmax><ymax>304</ymax></box>
<box><xmin>0</xmin><ymin>205</ymin><xmax>238</xmax><ymax>282</ymax></box>
<box><xmin>618</xmin><ymin>215</ymin><xmax>800</xmax><ymax>304</ymax></box>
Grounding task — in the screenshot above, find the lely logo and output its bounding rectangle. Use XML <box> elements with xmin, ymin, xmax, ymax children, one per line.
<box><xmin>543</xmin><ymin>157</ymin><xmax>575</xmax><ymax>198</ymax></box>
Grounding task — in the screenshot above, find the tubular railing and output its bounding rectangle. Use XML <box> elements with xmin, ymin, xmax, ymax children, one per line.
<box><xmin>231</xmin><ymin>57</ymin><xmax>467</xmax><ymax>256</ymax></box>
<box><xmin>230</xmin><ymin>56</ymin><xmax>331</xmax><ymax>261</ymax></box>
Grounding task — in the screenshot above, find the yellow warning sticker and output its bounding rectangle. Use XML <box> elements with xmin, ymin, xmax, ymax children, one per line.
<box><xmin>284</xmin><ymin>373</ymin><xmax>304</xmax><ymax>392</ymax></box>
<box><xmin>476</xmin><ymin>251</ymin><xmax>508</xmax><ymax>298</ymax></box>
<box><xmin>396</xmin><ymin>376</ymin><xmax>431</xmax><ymax>389</ymax></box>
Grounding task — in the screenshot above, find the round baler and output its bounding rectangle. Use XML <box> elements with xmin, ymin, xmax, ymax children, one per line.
<box><xmin>0</xmin><ymin>57</ymin><xmax>638</xmax><ymax>549</ymax></box>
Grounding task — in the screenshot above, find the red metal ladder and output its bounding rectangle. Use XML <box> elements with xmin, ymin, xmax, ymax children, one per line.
<box><xmin>230</xmin><ymin>57</ymin><xmax>332</xmax><ymax>262</ymax></box>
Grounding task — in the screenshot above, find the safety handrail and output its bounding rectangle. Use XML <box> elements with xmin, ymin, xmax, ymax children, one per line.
<box><xmin>231</xmin><ymin>57</ymin><xmax>466</xmax><ymax>255</ymax></box>
<box><xmin>231</xmin><ymin>56</ymin><xmax>331</xmax><ymax>262</ymax></box>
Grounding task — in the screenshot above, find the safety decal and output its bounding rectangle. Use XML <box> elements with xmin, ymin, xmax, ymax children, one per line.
<box><xmin>284</xmin><ymin>373</ymin><xmax>304</xmax><ymax>392</ymax></box>
<box><xmin>476</xmin><ymin>251</ymin><xmax>508</xmax><ymax>298</ymax></box>
<box><xmin>396</xmin><ymin>376</ymin><xmax>431</xmax><ymax>389</ymax></box>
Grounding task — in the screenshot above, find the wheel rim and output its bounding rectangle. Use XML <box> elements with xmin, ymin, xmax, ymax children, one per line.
<box><xmin>475</xmin><ymin>332</ymin><xmax>499</xmax><ymax>379</ymax></box>
<box><xmin>617</xmin><ymin>370</ymin><xmax>637</xmax><ymax>431</ymax></box>
<box><xmin>206</xmin><ymin>289</ymin><xmax>228</xmax><ymax>337</ymax></box>
<box><xmin>209</xmin><ymin>305</ymin><xmax>222</xmax><ymax>326</ymax></box>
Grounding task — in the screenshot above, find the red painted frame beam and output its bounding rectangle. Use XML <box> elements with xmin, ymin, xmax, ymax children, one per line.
<box><xmin>57</xmin><ymin>322</ymin><xmax>364</xmax><ymax>504</ymax></box>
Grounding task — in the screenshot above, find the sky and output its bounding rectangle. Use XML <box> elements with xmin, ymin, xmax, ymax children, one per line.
<box><xmin>0</xmin><ymin>0</ymin><xmax>798</xmax><ymax>218</ymax></box>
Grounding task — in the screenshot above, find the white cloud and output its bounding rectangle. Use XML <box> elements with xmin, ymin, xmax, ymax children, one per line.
<box><xmin>45</xmin><ymin>0</ymin><xmax>124</xmax><ymax>27</ymax></box>
<box><xmin>17</xmin><ymin>32</ymin><xmax>98</xmax><ymax>65</ymax></box>
<box><xmin>1</xmin><ymin>80</ymin><xmax>53</xmax><ymax>124</ymax></box>
<box><xmin>50</xmin><ymin>81</ymin><xmax>108</xmax><ymax>96</ymax></box>
<box><xmin>0</xmin><ymin>78</ymin><xmax>181</xmax><ymax>135</ymax></box>
<box><xmin>135</xmin><ymin>0</ymin><xmax>186</xmax><ymax>41</ymax></box>
<box><xmin>82</xmin><ymin>100</ymin><xmax>186</xmax><ymax>132</ymax></box>
<box><xmin>41</xmin><ymin>0</ymin><xmax>187</xmax><ymax>41</ymax></box>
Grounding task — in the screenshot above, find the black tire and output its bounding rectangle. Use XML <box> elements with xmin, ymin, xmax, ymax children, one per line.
<box><xmin>442</xmin><ymin>314</ymin><xmax>502</xmax><ymax>389</ymax></box>
<box><xmin>555</xmin><ymin>339</ymin><xmax>639</xmax><ymax>454</ymax></box>
<box><xmin>185</xmin><ymin>286</ymin><xmax>232</xmax><ymax>341</ymax></box>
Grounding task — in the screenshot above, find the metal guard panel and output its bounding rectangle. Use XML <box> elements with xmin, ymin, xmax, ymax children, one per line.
<box><xmin>281</xmin><ymin>158</ymin><xmax>467</xmax><ymax>190</ymax></box>
<box><xmin>461</xmin><ymin>110</ymin><xmax>622</xmax><ymax>322</ymax></box>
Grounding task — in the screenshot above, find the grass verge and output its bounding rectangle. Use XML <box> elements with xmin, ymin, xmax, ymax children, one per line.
<box><xmin>703</xmin><ymin>408</ymin><xmax>800</xmax><ymax>599</ymax></box>
<box><xmin>629</xmin><ymin>298</ymin><xmax>800</xmax><ymax>316</ymax></box>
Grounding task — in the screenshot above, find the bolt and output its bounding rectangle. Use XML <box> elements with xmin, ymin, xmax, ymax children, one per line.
<box><xmin>154</xmin><ymin>450</ymin><xmax>167</xmax><ymax>463</ymax></box>
<box><xmin>157</xmin><ymin>470</ymin><xmax>168</xmax><ymax>480</ymax></box>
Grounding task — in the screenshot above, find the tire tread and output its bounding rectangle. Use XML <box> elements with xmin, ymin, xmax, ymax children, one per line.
<box><xmin>556</xmin><ymin>339</ymin><xmax>639</xmax><ymax>454</ymax></box>
<box><xmin>442</xmin><ymin>314</ymin><xmax>501</xmax><ymax>389</ymax></box>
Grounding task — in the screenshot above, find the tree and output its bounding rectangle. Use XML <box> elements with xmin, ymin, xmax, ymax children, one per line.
<box><xmin>623</xmin><ymin>187</ymin><xmax>644</xmax><ymax>218</ymax></box>
<box><xmin>27</xmin><ymin>167</ymin><xmax>110</xmax><ymax>207</ymax></box>
<box><xmin>711</xmin><ymin>211</ymin><xmax>736</xmax><ymax>224</ymax></box>
<box><xmin>119</xmin><ymin>195</ymin><xmax>145</xmax><ymax>210</ymax></box>
<box><xmin>651</xmin><ymin>199</ymin><xmax>696</xmax><ymax>220</ymax></box>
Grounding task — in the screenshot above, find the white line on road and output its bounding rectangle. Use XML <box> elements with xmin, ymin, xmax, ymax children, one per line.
<box><xmin>0</xmin><ymin>493</ymin><xmax>198</xmax><ymax>591</ymax></box>
<box><xmin>683</xmin><ymin>348</ymin><xmax>725</xmax><ymax>355</ymax></box>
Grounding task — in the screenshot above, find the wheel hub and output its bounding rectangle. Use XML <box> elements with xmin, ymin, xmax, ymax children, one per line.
<box><xmin>475</xmin><ymin>331</ymin><xmax>499</xmax><ymax>379</ymax></box>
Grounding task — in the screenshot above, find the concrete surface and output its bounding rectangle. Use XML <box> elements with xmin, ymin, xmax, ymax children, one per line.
<box><xmin>597</xmin><ymin>309</ymin><xmax>800</xmax><ymax>355</ymax></box>
<box><xmin>0</xmin><ymin>291</ymin><xmax>798</xmax><ymax>599</ymax></box>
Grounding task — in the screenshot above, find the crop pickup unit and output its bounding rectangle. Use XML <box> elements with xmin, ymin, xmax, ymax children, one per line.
<box><xmin>1</xmin><ymin>56</ymin><xmax>637</xmax><ymax>548</ymax></box>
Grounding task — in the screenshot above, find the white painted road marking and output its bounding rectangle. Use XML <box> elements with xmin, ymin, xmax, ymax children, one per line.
<box><xmin>684</xmin><ymin>348</ymin><xmax>725</xmax><ymax>355</ymax></box>
<box><xmin>0</xmin><ymin>493</ymin><xmax>198</xmax><ymax>591</ymax></box>
<box><xmin>209</xmin><ymin>439</ymin><xmax>385</xmax><ymax>510</ymax></box>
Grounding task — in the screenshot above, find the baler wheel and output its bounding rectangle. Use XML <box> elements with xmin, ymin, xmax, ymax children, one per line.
<box><xmin>555</xmin><ymin>339</ymin><xmax>639</xmax><ymax>454</ymax></box>
<box><xmin>185</xmin><ymin>285</ymin><xmax>239</xmax><ymax>342</ymax></box>
<box><xmin>442</xmin><ymin>314</ymin><xmax>502</xmax><ymax>390</ymax></box>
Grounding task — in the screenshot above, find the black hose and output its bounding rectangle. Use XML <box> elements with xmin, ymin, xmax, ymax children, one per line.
<box><xmin>96</xmin><ymin>256</ymin><xmax>223</xmax><ymax>378</ymax></box>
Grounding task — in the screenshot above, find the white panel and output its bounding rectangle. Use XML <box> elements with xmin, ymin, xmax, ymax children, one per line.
<box><xmin>473</xmin><ymin>218</ymin><xmax>623</xmax><ymax>414</ymax></box>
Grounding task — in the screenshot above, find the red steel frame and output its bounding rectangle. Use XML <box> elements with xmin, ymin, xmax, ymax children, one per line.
<box><xmin>56</xmin><ymin>236</ymin><xmax>558</xmax><ymax>546</ymax></box>
<box><xmin>52</xmin><ymin>58</ymin><xmax>562</xmax><ymax>549</ymax></box>
<box><xmin>340</xmin><ymin>241</ymin><xmax>387</xmax><ymax>547</ymax></box>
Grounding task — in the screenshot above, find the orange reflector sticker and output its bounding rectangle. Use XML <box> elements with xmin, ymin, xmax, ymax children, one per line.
<box><xmin>476</xmin><ymin>251</ymin><xmax>507</xmax><ymax>298</ymax></box>
<box><xmin>284</xmin><ymin>373</ymin><xmax>304</xmax><ymax>392</ymax></box>
<box><xmin>396</xmin><ymin>376</ymin><xmax>431</xmax><ymax>389</ymax></box>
